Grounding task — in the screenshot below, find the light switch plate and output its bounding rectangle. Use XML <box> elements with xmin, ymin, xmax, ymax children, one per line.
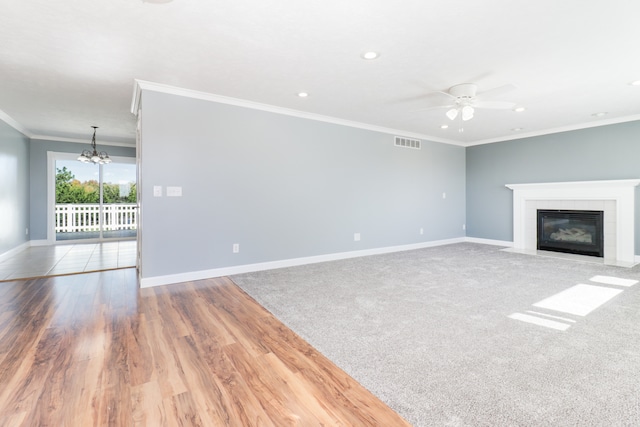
<box><xmin>167</xmin><ymin>186</ymin><xmax>182</xmax><ymax>197</ymax></box>
<box><xmin>153</xmin><ymin>186</ymin><xmax>162</xmax><ymax>197</ymax></box>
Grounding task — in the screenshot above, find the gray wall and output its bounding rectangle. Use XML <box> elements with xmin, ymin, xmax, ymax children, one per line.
<box><xmin>466</xmin><ymin>121</ymin><xmax>640</xmax><ymax>250</ymax></box>
<box><xmin>29</xmin><ymin>139</ymin><xmax>135</xmax><ymax>240</ymax></box>
<box><xmin>0</xmin><ymin>121</ymin><xmax>30</xmax><ymax>255</ymax></box>
<box><xmin>140</xmin><ymin>91</ymin><xmax>466</xmax><ymax>278</ymax></box>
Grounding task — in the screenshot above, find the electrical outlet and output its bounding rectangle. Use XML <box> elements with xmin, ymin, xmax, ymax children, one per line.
<box><xmin>462</xmin><ymin>224</ymin><xmax>466</xmax><ymax>230</ymax></box>
<box><xmin>354</xmin><ymin>233</ymin><xmax>361</xmax><ymax>241</ymax></box>
<box><xmin>25</xmin><ymin>228</ymin><xmax>29</xmax><ymax>235</ymax></box>
<box><xmin>153</xmin><ymin>186</ymin><xmax>162</xmax><ymax>197</ymax></box>
<box><xmin>442</xmin><ymin>192</ymin><xmax>447</xmax><ymax>199</ymax></box>
<box><xmin>233</xmin><ymin>243</ymin><xmax>240</xmax><ymax>253</ymax></box>
<box><xmin>420</xmin><ymin>228</ymin><xmax>424</xmax><ymax>235</ymax></box>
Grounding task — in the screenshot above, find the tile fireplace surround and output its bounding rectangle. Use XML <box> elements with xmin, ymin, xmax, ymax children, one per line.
<box><xmin>506</xmin><ymin>179</ymin><xmax>640</xmax><ymax>267</ymax></box>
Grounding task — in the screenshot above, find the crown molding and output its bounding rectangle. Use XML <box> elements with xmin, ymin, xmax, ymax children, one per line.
<box><xmin>133</xmin><ymin>80</ymin><xmax>640</xmax><ymax>148</ymax></box>
<box><xmin>131</xmin><ymin>78</ymin><xmax>143</xmax><ymax>116</ymax></box>
<box><xmin>465</xmin><ymin>114</ymin><xmax>640</xmax><ymax>147</ymax></box>
<box><xmin>0</xmin><ymin>109</ymin><xmax>134</xmax><ymax>146</ymax></box>
<box><xmin>131</xmin><ymin>79</ymin><xmax>466</xmax><ymax>147</ymax></box>
<box><xmin>0</xmin><ymin>108</ymin><xmax>32</xmax><ymax>138</ymax></box>
<box><xmin>29</xmin><ymin>134</ymin><xmax>136</xmax><ymax>147</ymax></box>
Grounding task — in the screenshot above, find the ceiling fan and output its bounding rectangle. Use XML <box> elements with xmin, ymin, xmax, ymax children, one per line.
<box><xmin>418</xmin><ymin>83</ymin><xmax>516</xmax><ymax>123</ymax></box>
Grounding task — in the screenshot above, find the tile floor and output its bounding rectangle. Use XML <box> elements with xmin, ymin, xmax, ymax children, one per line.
<box><xmin>0</xmin><ymin>241</ymin><xmax>136</xmax><ymax>281</ymax></box>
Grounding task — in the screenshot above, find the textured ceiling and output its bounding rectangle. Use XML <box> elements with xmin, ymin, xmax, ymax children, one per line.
<box><xmin>1</xmin><ymin>0</ymin><xmax>639</xmax><ymax>146</ymax></box>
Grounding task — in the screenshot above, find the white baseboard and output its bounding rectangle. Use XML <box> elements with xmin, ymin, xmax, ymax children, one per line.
<box><xmin>0</xmin><ymin>238</ymin><xmax>83</xmax><ymax>262</ymax></box>
<box><xmin>0</xmin><ymin>241</ymin><xmax>30</xmax><ymax>262</ymax></box>
<box><xmin>0</xmin><ymin>239</ymin><xmax>53</xmax><ymax>261</ymax></box>
<box><xmin>140</xmin><ymin>237</ymin><xmax>467</xmax><ymax>288</ymax></box>
<box><xmin>134</xmin><ymin>236</ymin><xmax>640</xmax><ymax>288</ymax></box>
<box><xmin>464</xmin><ymin>237</ymin><xmax>513</xmax><ymax>247</ymax></box>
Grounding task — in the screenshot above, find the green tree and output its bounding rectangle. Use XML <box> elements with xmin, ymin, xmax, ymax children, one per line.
<box><xmin>56</xmin><ymin>167</ymin><xmax>137</xmax><ymax>204</ymax></box>
<box><xmin>126</xmin><ymin>183</ymin><xmax>137</xmax><ymax>203</ymax></box>
<box><xmin>55</xmin><ymin>167</ymin><xmax>76</xmax><ymax>203</ymax></box>
<box><xmin>102</xmin><ymin>182</ymin><xmax>137</xmax><ymax>203</ymax></box>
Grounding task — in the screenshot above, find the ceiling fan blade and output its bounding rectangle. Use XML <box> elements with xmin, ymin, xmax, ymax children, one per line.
<box><xmin>410</xmin><ymin>104</ymin><xmax>455</xmax><ymax>113</ymax></box>
<box><xmin>476</xmin><ymin>83</ymin><xmax>517</xmax><ymax>99</ymax></box>
<box><xmin>390</xmin><ymin>90</ymin><xmax>454</xmax><ymax>106</ymax></box>
<box><xmin>473</xmin><ymin>100</ymin><xmax>516</xmax><ymax>109</ymax></box>
<box><xmin>432</xmin><ymin>90</ymin><xmax>456</xmax><ymax>99</ymax></box>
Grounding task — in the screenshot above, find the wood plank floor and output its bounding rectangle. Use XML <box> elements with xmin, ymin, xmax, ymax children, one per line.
<box><xmin>0</xmin><ymin>269</ymin><xmax>411</xmax><ymax>426</ymax></box>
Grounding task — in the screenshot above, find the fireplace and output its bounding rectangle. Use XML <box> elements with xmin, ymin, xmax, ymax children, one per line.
<box><xmin>537</xmin><ymin>210</ymin><xmax>604</xmax><ymax>257</ymax></box>
<box><xmin>506</xmin><ymin>179</ymin><xmax>640</xmax><ymax>266</ymax></box>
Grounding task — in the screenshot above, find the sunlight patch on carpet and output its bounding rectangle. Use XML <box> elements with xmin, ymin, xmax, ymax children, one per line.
<box><xmin>525</xmin><ymin>310</ymin><xmax>576</xmax><ymax>323</ymax></box>
<box><xmin>508</xmin><ymin>313</ymin><xmax>571</xmax><ymax>331</ymax></box>
<box><xmin>589</xmin><ymin>275</ymin><xmax>638</xmax><ymax>287</ymax></box>
<box><xmin>532</xmin><ymin>284</ymin><xmax>623</xmax><ymax>316</ymax></box>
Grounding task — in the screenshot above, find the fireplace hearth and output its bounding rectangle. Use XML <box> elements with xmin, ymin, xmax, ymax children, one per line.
<box><xmin>537</xmin><ymin>209</ymin><xmax>604</xmax><ymax>257</ymax></box>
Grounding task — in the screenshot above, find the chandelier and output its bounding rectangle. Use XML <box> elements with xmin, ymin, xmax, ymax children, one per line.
<box><xmin>77</xmin><ymin>126</ymin><xmax>111</xmax><ymax>164</ymax></box>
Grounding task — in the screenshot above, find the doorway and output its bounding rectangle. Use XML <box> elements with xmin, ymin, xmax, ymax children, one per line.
<box><xmin>49</xmin><ymin>152</ymin><xmax>137</xmax><ymax>242</ymax></box>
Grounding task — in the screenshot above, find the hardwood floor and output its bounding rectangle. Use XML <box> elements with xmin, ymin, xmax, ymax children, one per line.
<box><xmin>0</xmin><ymin>269</ymin><xmax>411</xmax><ymax>426</ymax></box>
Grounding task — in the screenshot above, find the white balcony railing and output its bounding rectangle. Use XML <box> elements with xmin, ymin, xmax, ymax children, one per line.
<box><xmin>55</xmin><ymin>204</ymin><xmax>137</xmax><ymax>233</ymax></box>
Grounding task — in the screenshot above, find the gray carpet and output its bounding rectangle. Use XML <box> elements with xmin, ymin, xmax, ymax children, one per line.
<box><xmin>231</xmin><ymin>243</ymin><xmax>640</xmax><ymax>426</ymax></box>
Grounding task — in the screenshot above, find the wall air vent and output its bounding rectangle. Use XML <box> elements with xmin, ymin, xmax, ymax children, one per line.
<box><xmin>394</xmin><ymin>136</ymin><xmax>421</xmax><ymax>150</ymax></box>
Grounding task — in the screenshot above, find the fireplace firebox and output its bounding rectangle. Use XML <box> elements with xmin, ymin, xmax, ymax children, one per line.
<box><xmin>537</xmin><ymin>210</ymin><xmax>604</xmax><ymax>257</ymax></box>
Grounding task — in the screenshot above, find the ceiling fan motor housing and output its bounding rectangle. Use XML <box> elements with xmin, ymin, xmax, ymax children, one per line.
<box><xmin>449</xmin><ymin>83</ymin><xmax>478</xmax><ymax>99</ymax></box>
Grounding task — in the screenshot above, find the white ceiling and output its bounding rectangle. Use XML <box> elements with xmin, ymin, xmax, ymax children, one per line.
<box><xmin>1</xmin><ymin>0</ymin><xmax>639</xmax><ymax>146</ymax></box>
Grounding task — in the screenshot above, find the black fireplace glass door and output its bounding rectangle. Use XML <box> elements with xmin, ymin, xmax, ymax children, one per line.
<box><xmin>537</xmin><ymin>210</ymin><xmax>604</xmax><ymax>257</ymax></box>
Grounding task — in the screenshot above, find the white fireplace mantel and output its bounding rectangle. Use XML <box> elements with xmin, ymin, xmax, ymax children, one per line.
<box><xmin>506</xmin><ymin>179</ymin><xmax>640</xmax><ymax>265</ymax></box>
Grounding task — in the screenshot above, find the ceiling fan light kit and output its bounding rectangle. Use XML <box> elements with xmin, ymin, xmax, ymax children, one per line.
<box><xmin>445</xmin><ymin>104</ymin><xmax>475</xmax><ymax>122</ymax></box>
<box><xmin>419</xmin><ymin>82</ymin><xmax>517</xmax><ymax>126</ymax></box>
<box><xmin>461</xmin><ymin>105</ymin><xmax>474</xmax><ymax>121</ymax></box>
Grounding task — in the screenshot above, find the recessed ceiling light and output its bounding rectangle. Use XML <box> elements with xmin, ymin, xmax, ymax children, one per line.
<box><xmin>361</xmin><ymin>51</ymin><xmax>380</xmax><ymax>60</ymax></box>
<box><xmin>297</xmin><ymin>92</ymin><xmax>309</xmax><ymax>98</ymax></box>
<box><xmin>592</xmin><ymin>112</ymin><xmax>608</xmax><ymax>117</ymax></box>
<box><xmin>511</xmin><ymin>127</ymin><xmax>523</xmax><ymax>132</ymax></box>
<box><xmin>630</xmin><ymin>80</ymin><xmax>640</xmax><ymax>86</ymax></box>
<box><xmin>513</xmin><ymin>107</ymin><xmax>526</xmax><ymax>112</ymax></box>
<box><xmin>440</xmin><ymin>124</ymin><xmax>449</xmax><ymax>129</ymax></box>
